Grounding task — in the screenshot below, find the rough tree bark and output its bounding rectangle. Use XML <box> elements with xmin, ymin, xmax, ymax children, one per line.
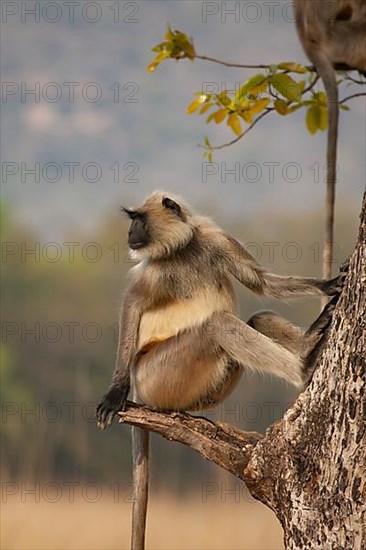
<box><xmin>119</xmin><ymin>191</ymin><xmax>366</xmax><ymax>550</ymax></box>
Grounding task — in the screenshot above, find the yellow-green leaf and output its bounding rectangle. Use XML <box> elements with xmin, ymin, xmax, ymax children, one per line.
<box><xmin>187</xmin><ymin>97</ymin><xmax>205</xmax><ymax>114</ymax></box>
<box><xmin>306</xmin><ymin>104</ymin><xmax>321</xmax><ymax>134</ymax></box>
<box><xmin>278</xmin><ymin>62</ymin><xmax>307</xmax><ymax>74</ymax></box>
<box><xmin>147</xmin><ymin>51</ymin><xmax>169</xmax><ymax>72</ymax></box>
<box><xmin>313</xmin><ymin>91</ymin><xmax>327</xmax><ymax>105</ymax></box>
<box><xmin>241</xmin><ymin>110</ymin><xmax>253</xmax><ymax>124</ymax></box>
<box><xmin>199</xmin><ymin>102</ymin><xmax>214</xmax><ymax>114</ymax></box>
<box><xmin>250</xmin><ymin>98</ymin><xmax>270</xmax><ymax>115</ymax></box>
<box><xmin>274</xmin><ymin>99</ymin><xmax>288</xmax><ymax>115</ymax></box>
<box><xmin>227</xmin><ymin>113</ymin><xmax>242</xmax><ymax>136</ymax></box>
<box><xmin>287</xmin><ymin>103</ymin><xmax>305</xmax><ymax>113</ymax></box>
<box><xmin>340</xmin><ymin>104</ymin><xmax>350</xmax><ymax>111</ymax></box>
<box><xmin>213</xmin><ymin>108</ymin><xmax>227</xmax><ymax>123</ymax></box>
<box><xmin>165</xmin><ymin>25</ymin><xmax>174</xmax><ymax>40</ymax></box>
<box><xmin>270</xmin><ymin>73</ymin><xmax>302</xmax><ymax>102</ymax></box>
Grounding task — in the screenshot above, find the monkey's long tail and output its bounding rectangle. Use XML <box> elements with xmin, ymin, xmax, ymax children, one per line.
<box><xmin>315</xmin><ymin>52</ymin><xmax>339</xmax><ymax>288</ymax></box>
<box><xmin>131</xmin><ymin>390</ymin><xmax>150</xmax><ymax>550</ymax></box>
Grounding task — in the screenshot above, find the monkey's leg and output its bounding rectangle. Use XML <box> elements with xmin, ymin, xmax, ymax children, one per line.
<box><xmin>133</xmin><ymin>330</ymin><xmax>241</xmax><ymax>411</ymax></box>
<box><xmin>247</xmin><ymin>311</ymin><xmax>304</xmax><ymax>354</ymax></box>
<box><xmin>209</xmin><ymin>312</ymin><xmax>303</xmax><ymax>387</ymax></box>
<box><xmin>301</xmin><ymin>295</ymin><xmax>339</xmax><ymax>385</ymax></box>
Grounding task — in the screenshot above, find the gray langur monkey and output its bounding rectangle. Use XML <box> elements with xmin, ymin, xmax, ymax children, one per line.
<box><xmin>293</xmin><ymin>0</ymin><xmax>366</xmax><ymax>281</ymax></box>
<box><xmin>96</xmin><ymin>190</ymin><xmax>344</xmax><ymax>428</ymax></box>
<box><xmin>96</xmin><ymin>190</ymin><xmax>345</xmax><ymax>550</ymax></box>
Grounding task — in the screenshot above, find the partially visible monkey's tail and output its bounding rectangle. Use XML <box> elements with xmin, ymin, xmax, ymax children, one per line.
<box><xmin>131</xmin><ymin>388</ymin><xmax>150</xmax><ymax>550</ymax></box>
<box><xmin>312</xmin><ymin>51</ymin><xmax>339</xmax><ymax>286</ymax></box>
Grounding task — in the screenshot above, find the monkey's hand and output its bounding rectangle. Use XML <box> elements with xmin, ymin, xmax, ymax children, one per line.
<box><xmin>96</xmin><ymin>384</ymin><xmax>129</xmax><ymax>430</ymax></box>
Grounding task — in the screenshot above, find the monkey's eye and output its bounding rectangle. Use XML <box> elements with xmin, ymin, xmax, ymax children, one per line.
<box><xmin>162</xmin><ymin>197</ymin><xmax>181</xmax><ymax>216</ymax></box>
<box><xmin>121</xmin><ymin>207</ymin><xmax>138</xmax><ymax>220</ymax></box>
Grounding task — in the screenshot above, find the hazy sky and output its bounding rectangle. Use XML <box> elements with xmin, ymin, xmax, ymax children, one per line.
<box><xmin>1</xmin><ymin>0</ymin><xmax>365</xmax><ymax>239</ymax></box>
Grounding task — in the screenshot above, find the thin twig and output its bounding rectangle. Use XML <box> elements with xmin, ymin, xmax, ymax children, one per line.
<box><xmin>343</xmin><ymin>74</ymin><xmax>366</xmax><ymax>85</ymax></box>
<box><xmin>195</xmin><ymin>54</ymin><xmax>314</xmax><ymax>72</ymax></box>
<box><xmin>195</xmin><ymin>54</ymin><xmax>272</xmax><ymax>70</ymax></box>
<box><xmin>340</xmin><ymin>92</ymin><xmax>366</xmax><ymax>104</ymax></box>
<box><xmin>303</xmin><ymin>74</ymin><xmax>319</xmax><ymax>94</ymax></box>
<box><xmin>205</xmin><ymin>109</ymin><xmax>273</xmax><ymax>151</ymax></box>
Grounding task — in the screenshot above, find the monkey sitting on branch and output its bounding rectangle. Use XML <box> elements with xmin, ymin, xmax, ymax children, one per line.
<box><xmin>96</xmin><ymin>190</ymin><xmax>346</xmax><ymax>550</ymax></box>
<box><xmin>96</xmin><ymin>190</ymin><xmax>343</xmax><ymax>428</ymax></box>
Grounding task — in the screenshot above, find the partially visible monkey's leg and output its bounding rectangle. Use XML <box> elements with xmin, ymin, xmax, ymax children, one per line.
<box><xmin>210</xmin><ymin>312</ymin><xmax>303</xmax><ymax>387</ymax></box>
<box><xmin>300</xmin><ymin>295</ymin><xmax>338</xmax><ymax>385</ymax></box>
<box><xmin>301</xmin><ymin>258</ymin><xmax>349</xmax><ymax>384</ymax></box>
<box><xmin>247</xmin><ymin>311</ymin><xmax>304</xmax><ymax>354</ymax></box>
<box><xmin>132</xmin><ymin>330</ymin><xmax>236</xmax><ymax>411</ymax></box>
<box><xmin>247</xmin><ymin>302</ymin><xmax>338</xmax><ymax>386</ymax></box>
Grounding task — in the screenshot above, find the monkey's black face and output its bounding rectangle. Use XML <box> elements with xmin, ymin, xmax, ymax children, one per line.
<box><xmin>121</xmin><ymin>193</ymin><xmax>193</xmax><ymax>259</ymax></box>
<box><xmin>127</xmin><ymin>214</ymin><xmax>150</xmax><ymax>250</ymax></box>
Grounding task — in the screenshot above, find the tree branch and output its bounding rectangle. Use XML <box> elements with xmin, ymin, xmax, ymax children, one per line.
<box><xmin>118</xmin><ymin>402</ymin><xmax>263</xmax><ymax>480</ymax></box>
<box><xmin>195</xmin><ymin>54</ymin><xmax>278</xmax><ymax>70</ymax></box>
<box><xmin>194</xmin><ymin>54</ymin><xmax>318</xmax><ymax>72</ymax></box>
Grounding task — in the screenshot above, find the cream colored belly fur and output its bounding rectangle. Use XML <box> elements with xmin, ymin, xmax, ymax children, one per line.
<box><xmin>138</xmin><ymin>288</ymin><xmax>235</xmax><ymax>350</ymax></box>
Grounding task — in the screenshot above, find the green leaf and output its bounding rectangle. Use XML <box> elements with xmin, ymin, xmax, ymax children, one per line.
<box><xmin>306</xmin><ymin>105</ymin><xmax>321</xmax><ymax>134</ymax></box>
<box><xmin>227</xmin><ymin>113</ymin><xmax>242</xmax><ymax>136</ymax></box>
<box><xmin>340</xmin><ymin>104</ymin><xmax>350</xmax><ymax>111</ymax></box>
<box><xmin>277</xmin><ymin>62</ymin><xmax>307</xmax><ymax>74</ymax></box>
<box><xmin>270</xmin><ymin>73</ymin><xmax>302</xmax><ymax>102</ymax></box>
<box><xmin>235</xmin><ymin>74</ymin><xmax>268</xmax><ymax>101</ymax></box>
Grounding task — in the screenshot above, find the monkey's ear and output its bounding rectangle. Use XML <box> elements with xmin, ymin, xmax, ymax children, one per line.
<box><xmin>121</xmin><ymin>206</ymin><xmax>138</xmax><ymax>219</ymax></box>
<box><xmin>162</xmin><ymin>197</ymin><xmax>181</xmax><ymax>216</ymax></box>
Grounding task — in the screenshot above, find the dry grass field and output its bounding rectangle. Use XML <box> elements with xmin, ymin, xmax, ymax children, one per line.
<box><xmin>1</xmin><ymin>490</ymin><xmax>284</xmax><ymax>550</ymax></box>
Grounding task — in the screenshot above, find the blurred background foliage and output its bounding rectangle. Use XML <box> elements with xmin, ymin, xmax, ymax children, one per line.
<box><xmin>1</xmin><ymin>197</ymin><xmax>357</xmax><ymax>487</ymax></box>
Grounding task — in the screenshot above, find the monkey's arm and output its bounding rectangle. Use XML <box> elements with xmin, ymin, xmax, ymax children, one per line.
<box><xmin>96</xmin><ymin>291</ymin><xmax>141</xmax><ymax>430</ymax></box>
<box><xmin>220</xmin><ymin>234</ymin><xmax>340</xmax><ymax>299</ymax></box>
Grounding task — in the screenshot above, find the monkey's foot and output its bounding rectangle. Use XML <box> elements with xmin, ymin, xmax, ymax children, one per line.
<box><xmin>96</xmin><ymin>386</ymin><xmax>128</xmax><ymax>430</ymax></box>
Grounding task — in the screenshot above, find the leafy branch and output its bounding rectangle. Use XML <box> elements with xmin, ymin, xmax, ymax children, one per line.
<box><xmin>148</xmin><ymin>27</ymin><xmax>366</xmax><ymax>158</ymax></box>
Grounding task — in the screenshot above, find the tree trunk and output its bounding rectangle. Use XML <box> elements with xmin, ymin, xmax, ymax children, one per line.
<box><xmin>246</xmin><ymin>191</ymin><xmax>366</xmax><ymax>549</ymax></box>
<box><xmin>118</xmin><ymin>191</ymin><xmax>366</xmax><ymax>549</ymax></box>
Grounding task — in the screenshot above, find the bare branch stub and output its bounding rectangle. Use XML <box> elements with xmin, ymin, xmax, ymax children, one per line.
<box><xmin>118</xmin><ymin>402</ymin><xmax>263</xmax><ymax>480</ymax></box>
